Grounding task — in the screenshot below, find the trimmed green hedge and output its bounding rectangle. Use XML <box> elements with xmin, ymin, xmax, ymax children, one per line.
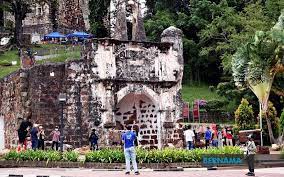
<box><xmin>4</xmin><ymin>150</ymin><xmax>79</xmax><ymax>162</ymax></box>
<box><xmin>85</xmin><ymin>146</ymin><xmax>243</xmax><ymax>163</ymax></box>
<box><xmin>4</xmin><ymin>147</ymin><xmax>242</xmax><ymax>163</ymax></box>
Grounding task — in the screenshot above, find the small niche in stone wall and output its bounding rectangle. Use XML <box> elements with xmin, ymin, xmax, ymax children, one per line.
<box><xmin>141</xmin><ymin>115</ymin><xmax>144</xmax><ymax>118</ymax></box>
<box><xmin>152</xmin><ymin>109</ymin><xmax>155</xmax><ymax>112</ymax></box>
<box><xmin>148</xmin><ymin>104</ymin><xmax>151</xmax><ymax>107</ymax></box>
<box><xmin>123</xmin><ymin>116</ymin><xmax>127</xmax><ymax>120</ymax></box>
<box><xmin>150</xmin><ymin>114</ymin><xmax>153</xmax><ymax>118</ymax></box>
<box><xmin>146</xmin><ymin>115</ymin><xmax>148</xmax><ymax>118</ymax></box>
<box><xmin>154</xmin><ymin>115</ymin><xmax>157</xmax><ymax>118</ymax></box>
<box><xmin>152</xmin><ymin>105</ymin><xmax>156</xmax><ymax>108</ymax></box>
<box><xmin>116</xmin><ymin>112</ymin><xmax>122</xmax><ymax>116</ymax></box>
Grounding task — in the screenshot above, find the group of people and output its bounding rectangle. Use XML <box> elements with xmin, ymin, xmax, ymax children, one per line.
<box><xmin>184</xmin><ymin>124</ymin><xmax>234</xmax><ymax>150</ymax></box>
<box><xmin>17</xmin><ymin>117</ymin><xmax>61</xmax><ymax>151</ymax></box>
<box><xmin>184</xmin><ymin>124</ymin><xmax>257</xmax><ymax>176</ymax></box>
<box><xmin>16</xmin><ymin>118</ymin><xmax>257</xmax><ymax>176</ymax></box>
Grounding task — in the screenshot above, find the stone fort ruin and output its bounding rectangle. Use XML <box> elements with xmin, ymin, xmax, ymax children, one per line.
<box><xmin>0</xmin><ymin>0</ymin><xmax>184</xmax><ymax>149</ymax></box>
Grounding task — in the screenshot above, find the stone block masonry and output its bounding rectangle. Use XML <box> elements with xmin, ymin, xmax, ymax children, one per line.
<box><xmin>0</xmin><ymin>26</ymin><xmax>185</xmax><ymax>149</ymax></box>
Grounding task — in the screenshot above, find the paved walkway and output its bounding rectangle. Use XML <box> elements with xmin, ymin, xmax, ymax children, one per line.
<box><xmin>0</xmin><ymin>167</ymin><xmax>284</xmax><ymax>177</ymax></box>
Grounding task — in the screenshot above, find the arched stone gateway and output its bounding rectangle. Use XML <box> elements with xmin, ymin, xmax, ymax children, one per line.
<box><xmin>0</xmin><ymin>0</ymin><xmax>185</xmax><ymax>149</ymax></box>
<box><xmin>115</xmin><ymin>92</ymin><xmax>159</xmax><ymax>148</ymax></box>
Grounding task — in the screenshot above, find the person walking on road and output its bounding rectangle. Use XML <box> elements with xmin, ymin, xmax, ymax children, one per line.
<box><xmin>245</xmin><ymin>134</ymin><xmax>257</xmax><ymax>176</ymax></box>
<box><xmin>122</xmin><ymin>126</ymin><xmax>140</xmax><ymax>175</ymax></box>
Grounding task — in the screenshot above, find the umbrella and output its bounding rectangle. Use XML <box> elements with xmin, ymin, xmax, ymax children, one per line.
<box><xmin>68</xmin><ymin>31</ymin><xmax>93</xmax><ymax>38</ymax></box>
<box><xmin>44</xmin><ymin>32</ymin><xmax>66</xmax><ymax>39</ymax></box>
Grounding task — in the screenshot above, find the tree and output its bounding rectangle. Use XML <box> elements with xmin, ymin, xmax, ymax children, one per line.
<box><xmin>49</xmin><ymin>0</ymin><xmax>58</xmax><ymax>31</ymax></box>
<box><xmin>2</xmin><ymin>0</ymin><xmax>46</xmax><ymax>47</ymax></box>
<box><xmin>0</xmin><ymin>0</ymin><xmax>3</xmax><ymax>29</ymax></box>
<box><xmin>89</xmin><ymin>0</ymin><xmax>111</xmax><ymax>38</ymax></box>
<box><xmin>280</xmin><ymin>109</ymin><xmax>284</xmax><ymax>136</ymax></box>
<box><xmin>259</xmin><ymin>101</ymin><xmax>280</xmax><ymax>145</ymax></box>
<box><xmin>235</xmin><ymin>98</ymin><xmax>255</xmax><ymax>130</ymax></box>
<box><xmin>232</xmin><ymin>11</ymin><xmax>284</xmax><ymax>144</ymax></box>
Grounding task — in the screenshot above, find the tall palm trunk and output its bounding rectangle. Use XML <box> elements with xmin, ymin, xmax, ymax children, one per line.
<box><xmin>262</xmin><ymin>103</ymin><xmax>276</xmax><ymax>144</ymax></box>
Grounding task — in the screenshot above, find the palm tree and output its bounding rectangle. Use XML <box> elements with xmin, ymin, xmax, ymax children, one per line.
<box><xmin>232</xmin><ymin>11</ymin><xmax>284</xmax><ymax>145</ymax></box>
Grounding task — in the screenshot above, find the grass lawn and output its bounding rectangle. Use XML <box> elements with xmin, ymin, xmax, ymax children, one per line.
<box><xmin>181</xmin><ymin>84</ymin><xmax>225</xmax><ymax>103</ymax></box>
<box><xmin>36</xmin><ymin>51</ymin><xmax>81</xmax><ymax>64</ymax></box>
<box><xmin>0</xmin><ymin>50</ymin><xmax>20</xmax><ymax>79</ymax></box>
<box><xmin>0</xmin><ymin>45</ymin><xmax>81</xmax><ymax>79</ymax></box>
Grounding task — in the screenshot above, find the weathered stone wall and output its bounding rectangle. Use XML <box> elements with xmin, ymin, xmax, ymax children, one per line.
<box><xmin>58</xmin><ymin>0</ymin><xmax>86</xmax><ymax>31</ymax></box>
<box><xmin>0</xmin><ymin>72</ymin><xmax>26</xmax><ymax>148</ymax></box>
<box><xmin>4</xmin><ymin>0</ymin><xmax>89</xmax><ymax>36</ymax></box>
<box><xmin>1</xmin><ymin>26</ymin><xmax>184</xmax><ymax>149</ymax></box>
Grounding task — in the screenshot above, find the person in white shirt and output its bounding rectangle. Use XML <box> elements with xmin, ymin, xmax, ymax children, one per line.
<box><xmin>245</xmin><ymin>134</ymin><xmax>257</xmax><ymax>176</ymax></box>
<box><xmin>184</xmin><ymin>125</ymin><xmax>195</xmax><ymax>150</ymax></box>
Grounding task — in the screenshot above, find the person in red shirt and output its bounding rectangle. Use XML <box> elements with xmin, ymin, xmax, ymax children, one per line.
<box><xmin>226</xmin><ymin>127</ymin><xmax>233</xmax><ymax>146</ymax></box>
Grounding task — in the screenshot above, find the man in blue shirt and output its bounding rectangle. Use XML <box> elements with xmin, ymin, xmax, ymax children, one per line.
<box><xmin>122</xmin><ymin>126</ymin><xmax>140</xmax><ymax>175</ymax></box>
<box><xmin>205</xmin><ymin>127</ymin><xmax>212</xmax><ymax>149</ymax></box>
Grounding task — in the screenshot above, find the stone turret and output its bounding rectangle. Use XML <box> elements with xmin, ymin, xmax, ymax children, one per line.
<box><xmin>112</xmin><ymin>0</ymin><xmax>147</xmax><ymax>41</ymax></box>
<box><xmin>113</xmin><ymin>0</ymin><xmax>128</xmax><ymax>40</ymax></box>
<box><xmin>161</xmin><ymin>26</ymin><xmax>183</xmax><ymax>65</ymax></box>
<box><xmin>130</xmin><ymin>0</ymin><xmax>147</xmax><ymax>41</ymax></box>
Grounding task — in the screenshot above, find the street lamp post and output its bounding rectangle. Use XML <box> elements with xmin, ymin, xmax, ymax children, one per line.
<box><xmin>58</xmin><ymin>93</ymin><xmax>67</xmax><ymax>152</ymax></box>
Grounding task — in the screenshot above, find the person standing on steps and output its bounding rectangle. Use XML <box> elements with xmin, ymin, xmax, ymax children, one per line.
<box><xmin>204</xmin><ymin>127</ymin><xmax>212</xmax><ymax>149</ymax></box>
<box><xmin>245</xmin><ymin>134</ymin><xmax>257</xmax><ymax>176</ymax></box>
<box><xmin>122</xmin><ymin>126</ymin><xmax>140</xmax><ymax>175</ymax></box>
<box><xmin>89</xmin><ymin>129</ymin><xmax>99</xmax><ymax>150</ymax></box>
<box><xmin>50</xmin><ymin>126</ymin><xmax>60</xmax><ymax>151</ymax></box>
<box><xmin>30</xmin><ymin>124</ymin><xmax>39</xmax><ymax>150</ymax></box>
<box><xmin>38</xmin><ymin>126</ymin><xmax>45</xmax><ymax>150</ymax></box>
<box><xmin>184</xmin><ymin>125</ymin><xmax>195</xmax><ymax>150</ymax></box>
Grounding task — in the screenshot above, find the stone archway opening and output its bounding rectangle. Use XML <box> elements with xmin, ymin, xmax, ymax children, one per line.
<box><xmin>115</xmin><ymin>93</ymin><xmax>159</xmax><ymax>149</ymax></box>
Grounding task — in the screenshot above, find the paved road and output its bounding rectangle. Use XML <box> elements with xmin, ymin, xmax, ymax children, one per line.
<box><xmin>0</xmin><ymin>167</ymin><xmax>284</xmax><ymax>177</ymax></box>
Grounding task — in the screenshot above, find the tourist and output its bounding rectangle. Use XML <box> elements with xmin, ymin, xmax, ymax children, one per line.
<box><xmin>204</xmin><ymin>127</ymin><xmax>212</xmax><ymax>149</ymax></box>
<box><xmin>50</xmin><ymin>126</ymin><xmax>60</xmax><ymax>151</ymax></box>
<box><xmin>89</xmin><ymin>129</ymin><xmax>99</xmax><ymax>150</ymax></box>
<box><xmin>38</xmin><ymin>126</ymin><xmax>45</xmax><ymax>150</ymax></box>
<box><xmin>211</xmin><ymin>126</ymin><xmax>218</xmax><ymax>147</ymax></box>
<box><xmin>184</xmin><ymin>125</ymin><xmax>195</xmax><ymax>150</ymax></box>
<box><xmin>217</xmin><ymin>126</ymin><xmax>223</xmax><ymax>148</ymax></box>
<box><xmin>245</xmin><ymin>134</ymin><xmax>256</xmax><ymax>176</ymax></box>
<box><xmin>226</xmin><ymin>127</ymin><xmax>233</xmax><ymax>146</ymax></box>
<box><xmin>30</xmin><ymin>124</ymin><xmax>39</xmax><ymax>150</ymax></box>
<box><xmin>17</xmin><ymin>117</ymin><xmax>33</xmax><ymax>151</ymax></box>
<box><xmin>121</xmin><ymin>126</ymin><xmax>140</xmax><ymax>175</ymax></box>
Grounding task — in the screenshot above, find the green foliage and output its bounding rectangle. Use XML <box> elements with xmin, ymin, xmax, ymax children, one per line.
<box><xmin>85</xmin><ymin>147</ymin><xmax>242</xmax><ymax>163</ymax></box>
<box><xmin>89</xmin><ymin>0</ymin><xmax>111</xmax><ymax>38</ymax></box>
<box><xmin>4</xmin><ymin>150</ymin><xmax>77</xmax><ymax>162</ymax></box>
<box><xmin>258</xmin><ymin>102</ymin><xmax>280</xmax><ymax>144</ymax></box>
<box><xmin>181</xmin><ymin>85</ymin><xmax>225</xmax><ymax>104</ymax></box>
<box><xmin>280</xmin><ymin>109</ymin><xmax>284</xmax><ymax>134</ymax></box>
<box><xmin>62</xmin><ymin>151</ymin><xmax>79</xmax><ymax>162</ymax></box>
<box><xmin>204</xmin><ymin>99</ymin><xmax>228</xmax><ymax>112</ymax></box>
<box><xmin>281</xmin><ymin>149</ymin><xmax>284</xmax><ymax>159</ymax></box>
<box><xmin>144</xmin><ymin>11</ymin><xmax>175</xmax><ymax>41</ymax></box>
<box><xmin>235</xmin><ymin>98</ymin><xmax>255</xmax><ymax>130</ymax></box>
